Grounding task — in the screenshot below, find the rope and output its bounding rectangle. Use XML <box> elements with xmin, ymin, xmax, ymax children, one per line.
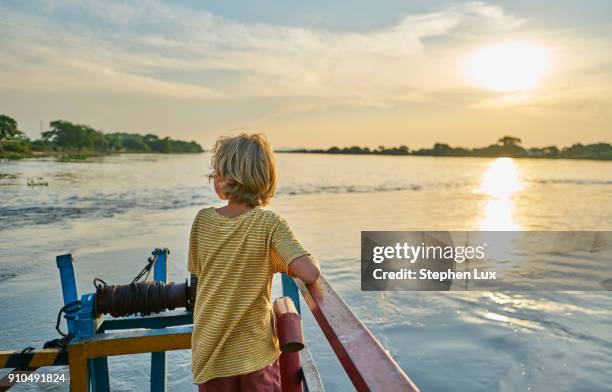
<box><xmin>54</xmin><ymin>300</ymin><xmax>81</xmax><ymax>337</ymax></box>
<box><xmin>41</xmin><ymin>300</ymin><xmax>80</xmax><ymax>350</ymax></box>
<box><xmin>92</xmin><ymin>252</ymin><xmax>175</xmax><ymax>317</ymax></box>
<box><xmin>44</xmin><ymin>252</ymin><xmax>166</xmax><ymax>348</ymax></box>
<box><xmin>94</xmin><ymin>281</ymin><xmax>177</xmax><ymax>317</ymax></box>
<box><xmin>131</xmin><ymin>254</ymin><xmax>157</xmax><ymax>283</ymax></box>
<box><xmin>43</xmin><ymin>337</ymin><xmax>71</xmax><ymax>350</ymax></box>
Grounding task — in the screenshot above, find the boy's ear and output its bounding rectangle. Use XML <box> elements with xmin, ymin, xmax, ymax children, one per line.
<box><xmin>214</xmin><ymin>177</ymin><xmax>228</xmax><ymax>200</ymax></box>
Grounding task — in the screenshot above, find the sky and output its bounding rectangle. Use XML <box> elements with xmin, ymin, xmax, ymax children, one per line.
<box><xmin>1</xmin><ymin>0</ymin><xmax>611</xmax><ymax>149</ymax></box>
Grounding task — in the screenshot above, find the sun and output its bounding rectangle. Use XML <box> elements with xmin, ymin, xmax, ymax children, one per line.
<box><xmin>464</xmin><ymin>41</ymin><xmax>551</xmax><ymax>92</ymax></box>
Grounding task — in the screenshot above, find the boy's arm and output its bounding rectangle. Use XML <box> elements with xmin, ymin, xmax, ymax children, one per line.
<box><xmin>271</xmin><ymin>215</ymin><xmax>320</xmax><ymax>284</ymax></box>
<box><xmin>288</xmin><ymin>255</ymin><xmax>320</xmax><ymax>284</ymax></box>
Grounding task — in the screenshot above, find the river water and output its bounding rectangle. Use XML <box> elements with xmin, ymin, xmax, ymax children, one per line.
<box><xmin>1</xmin><ymin>153</ymin><xmax>611</xmax><ymax>391</ymax></box>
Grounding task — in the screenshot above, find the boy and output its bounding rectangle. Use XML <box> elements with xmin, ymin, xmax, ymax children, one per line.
<box><xmin>188</xmin><ymin>133</ymin><xmax>320</xmax><ymax>391</ymax></box>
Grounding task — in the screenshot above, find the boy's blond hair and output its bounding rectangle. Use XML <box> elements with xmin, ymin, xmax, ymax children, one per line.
<box><xmin>209</xmin><ymin>133</ymin><xmax>277</xmax><ymax>207</ymax></box>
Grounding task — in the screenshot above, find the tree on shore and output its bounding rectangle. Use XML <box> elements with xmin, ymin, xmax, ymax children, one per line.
<box><xmin>285</xmin><ymin>134</ymin><xmax>612</xmax><ymax>160</ymax></box>
<box><xmin>0</xmin><ymin>115</ymin><xmax>25</xmax><ymax>140</ymax></box>
<box><xmin>0</xmin><ymin>115</ymin><xmax>203</xmax><ymax>157</ymax></box>
<box><xmin>0</xmin><ymin>115</ymin><xmax>31</xmax><ymax>155</ymax></box>
<box><xmin>498</xmin><ymin>136</ymin><xmax>522</xmax><ymax>146</ymax></box>
<box><xmin>42</xmin><ymin>120</ymin><xmax>108</xmax><ymax>151</ymax></box>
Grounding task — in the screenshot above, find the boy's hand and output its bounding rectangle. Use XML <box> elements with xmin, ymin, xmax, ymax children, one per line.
<box><xmin>306</xmin><ymin>278</ymin><xmax>324</xmax><ymax>301</ymax></box>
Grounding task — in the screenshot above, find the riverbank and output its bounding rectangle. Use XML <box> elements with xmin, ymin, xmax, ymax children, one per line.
<box><xmin>280</xmin><ymin>137</ymin><xmax>612</xmax><ymax>160</ymax></box>
<box><xmin>279</xmin><ymin>150</ymin><xmax>612</xmax><ymax>161</ymax></box>
<box><xmin>0</xmin><ymin>116</ymin><xmax>204</xmax><ymax>160</ymax></box>
<box><xmin>0</xmin><ymin>150</ymin><xmax>205</xmax><ymax>161</ymax></box>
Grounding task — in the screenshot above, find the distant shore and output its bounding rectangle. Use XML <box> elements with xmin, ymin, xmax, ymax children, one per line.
<box><xmin>0</xmin><ymin>116</ymin><xmax>203</xmax><ymax>160</ymax></box>
<box><xmin>0</xmin><ymin>150</ymin><xmax>205</xmax><ymax>161</ymax></box>
<box><xmin>279</xmin><ymin>136</ymin><xmax>612</xmax><ymax>161</ymax></box>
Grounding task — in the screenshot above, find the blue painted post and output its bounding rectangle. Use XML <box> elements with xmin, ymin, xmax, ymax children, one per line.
<box><xmin>153</xmin><ymin>248</ymin><xmax>168</xmax><ymax>285</ymax></box>
<box><xmin>281</xmin><ymin>273</ymin><xmax>301</xmax><ymax>314</ymax></box>
<box><xmin>89</xmin><ymin>358</ymin><xmax>110</xmax><ymax>392</ymax></box>
<box><xmin>56</xmin><ymin>254</ymin><xmax>110</xmax><ymax>392</ymax></box>
<box><xmin>78</xmin><ymin>294</ymin><xmax>110</xmax><ymax>392</ymax></box>
<box><xmin>74</xmin><ymin>294</ymin><xmax>98</xmax><ymax>337</ymax></box>
<box><xmin>56</xmin><ymin>254</ymin><xmax>79</xmax><ymax>335</ymax></box>
<box><xmin>151</xmin><ymin>249</ymin><xmax>168</xmax><ymax>392</ymax></box>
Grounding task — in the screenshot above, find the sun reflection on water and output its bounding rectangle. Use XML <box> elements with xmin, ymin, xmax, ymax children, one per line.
<box><xmin>478</xmin><ymin>158</ymin><xmax>523</xmax><ymax>230</ymax></box>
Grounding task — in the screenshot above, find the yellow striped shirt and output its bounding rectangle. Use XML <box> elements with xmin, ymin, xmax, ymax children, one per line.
<box><xmin>188</xmin><ymin>206</ymin><xmax>309</xmax><ymax>384</ymax></box>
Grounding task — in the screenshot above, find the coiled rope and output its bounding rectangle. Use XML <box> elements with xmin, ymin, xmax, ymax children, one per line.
<box><xmin>45</xmin><ymin>251</ymin><xmax>177</xmax><ymax>349</ymax></box>
<box><xmin>94</xmin><ymin>279</ymin><xmax>179</xmax><ymax>317</ymax></box>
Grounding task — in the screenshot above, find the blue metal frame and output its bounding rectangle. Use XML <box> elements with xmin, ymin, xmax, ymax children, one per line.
<box><xmin>281</xmin><ymin>273</ymin><xmax>301</xmax><ymax>314</ymax></box>
<box><xmin>55</xmin><ymin>250</ymin><xmax>173</xmax><ymax>392</ymax></box>
<box><xmin>81</xmin><ymin>292</ymin><xmax>109</xmax><ymax>392</ymax></box>
<box><xmin>56</xmin><ymin>254</ymin><xmax>78</xmax><ymax>335</ymax></box>
<box><xmin>150</xmin><ymin>248</ymin><xmax>168</xmax><ymax>392</ymax></box>
<box><xmin>56</xmin><ymin>254</ymin><xmax>110</xmax><ymax>392</ymax></box>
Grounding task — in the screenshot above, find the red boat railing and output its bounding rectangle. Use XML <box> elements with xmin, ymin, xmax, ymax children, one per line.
<box><xmin>295</xmin><ymin>276</ymin><xmax>419</xmax><ymax>392</ymax></box>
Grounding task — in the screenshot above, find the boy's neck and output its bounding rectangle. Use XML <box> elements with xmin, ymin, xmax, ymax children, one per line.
<box><xmin>216</xmin><ymin>201</ymin><xmax>254</xmax><ymax>218</ymax></box>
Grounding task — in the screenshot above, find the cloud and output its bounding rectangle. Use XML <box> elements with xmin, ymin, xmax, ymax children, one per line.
<box><xmin>0</xmin><ymin>1</ymin><xmax>523</xmax><ymax>103</ymax></box>
<box><xmin>1</xmin><ymin>0</ymin><xmax>611</xmax><ymax>124</ymax></box>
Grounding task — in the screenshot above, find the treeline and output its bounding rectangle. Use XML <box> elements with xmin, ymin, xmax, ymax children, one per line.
<box><xmin>0</xmin><ymin>115</ymin><xmax>203</xmax><ymax>158</ymax></box>
<box><xmin>284</xmin><ymin>136</ymin><xmax>612</xmax><ymax>160</ymax></box>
